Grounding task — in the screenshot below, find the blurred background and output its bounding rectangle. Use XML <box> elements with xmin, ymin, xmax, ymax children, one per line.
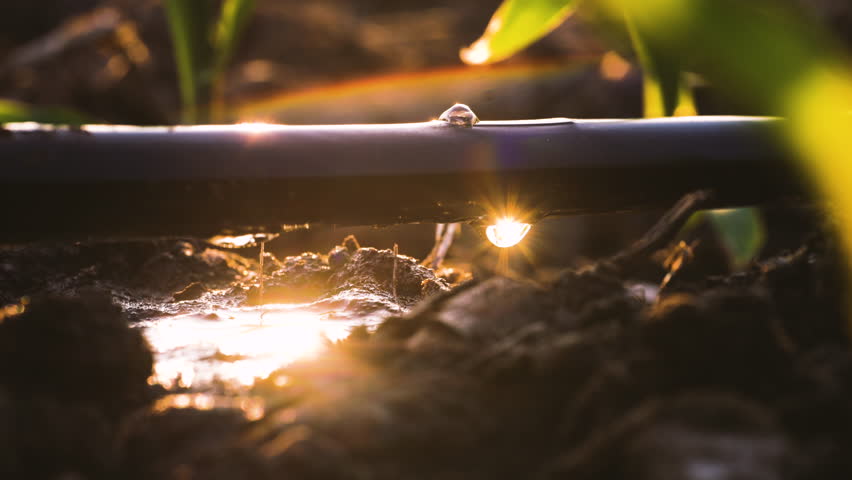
<box><xmin>0</xmin><ymin>0</ymin><xmax>848</xmax><ymax>268</ymax></box>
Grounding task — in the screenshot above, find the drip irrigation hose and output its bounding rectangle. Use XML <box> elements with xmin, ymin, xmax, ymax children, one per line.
<box><xmin>0</xmin><ymin>116</ymin><xmax>803</xmax><ymax>240</ymax></box>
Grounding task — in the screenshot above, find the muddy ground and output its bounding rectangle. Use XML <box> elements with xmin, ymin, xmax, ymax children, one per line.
<box><xmin>0</xmin><ymin>196</ymin><xmax>849</xmax><ymax>479</ymax></box>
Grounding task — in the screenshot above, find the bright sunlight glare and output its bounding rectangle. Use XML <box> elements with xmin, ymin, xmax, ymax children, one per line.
<box><xmin>485</xmin><ymin>217</ymin><xmax>532</xmax><ymax>248</ymax></box>
<box><xmin>142</xmin><ymin>306</ymin><xmax>356</xmax><ymax>388</ymax></box>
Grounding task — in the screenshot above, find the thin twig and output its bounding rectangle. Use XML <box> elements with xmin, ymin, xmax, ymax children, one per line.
<box><xmin>607</xmin><ymin>190</ymin><xmax>714</xmax><ymax>275</ymax></box>
<box><xmin>432</xmin><ymin>222</ymin><xmax>458</xmax><ymax>270</ymax></box>
<box><xmin>392</xmin><ymin>243</ymin><xmax>399</xmax><ymax>306</ymax></box>
<box><xmin>259</xmin><ymin>239</ymin><xmax>265</xmax><ymax>306</ymax></box>
<box><xmin>421</xmin><ymin>223</ymin><xmax>445</xmax><ymax>267</ymax></box>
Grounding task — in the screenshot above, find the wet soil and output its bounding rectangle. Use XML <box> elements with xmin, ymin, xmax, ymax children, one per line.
<box><xmin>0</xmin><ymin>200</ymin><xmax>849</xmax><ymax>479</ymax></box>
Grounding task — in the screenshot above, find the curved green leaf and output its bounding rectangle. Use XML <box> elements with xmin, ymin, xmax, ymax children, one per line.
<box><xmin>707</xmin><ymin>207</ymin><xmax>765</xmax><ymax>269</ymax></box>
<box><xmin>623</xmin><ymin>12</ymin><xmax>684</xmax><ymax>117</ymax></box>
<box><xmin>460</xmin><ymin>0</ymin><xmax>578</xmax><ymax>65</ymax></box>
<box><xmin>601</xmin><ymin>0</ymin><xmax>852</xmax><ymax>278</ymax></box>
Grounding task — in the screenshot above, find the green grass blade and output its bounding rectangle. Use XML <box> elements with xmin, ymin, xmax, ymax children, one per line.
<box><xmin>460</xmin><ymin>0</ymin><xmax>578</xmax><ymax>65</ymax></box>
<box><xmin>209</xmin><ymin>0</ymin><xmax>256</xmax><ymax>120</ymax></box>
<box><xmin>623</xmin><ymin>11</ymin><xmax>682</xmax><ymax>117</ymax></box>
<box><xmin>213</xmin><ymin>0</ymin><xmax>256</xmax><ymax>77</ymax></box>
<box><xmin>164</xmin><ymin>0</ymin><xmax>214</xmax><ymax>123</ymax></box>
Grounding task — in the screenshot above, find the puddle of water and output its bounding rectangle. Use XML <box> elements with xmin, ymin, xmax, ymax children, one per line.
<box><xmin>139</xmin><ymin>303</ymin><xmax>386</xmax><ymax>389</ymax></box>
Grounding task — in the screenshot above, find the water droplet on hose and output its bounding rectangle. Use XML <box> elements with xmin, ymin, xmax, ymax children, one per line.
<box><xmin>486</xmin><ymin>218</ymin><xmax>531</xmax><ymax>248</ymax></box>
<box><xmin>439</xmin><ymin>103</ymin><xmax>479</xmax><ymax>127</ymax></box>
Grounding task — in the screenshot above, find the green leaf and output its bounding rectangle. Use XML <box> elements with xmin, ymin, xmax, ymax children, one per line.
<box><xmin>212</xmin><ymin>0</ymin><xmax>256</xmax><ymax>78</ymax></box>
<box><xmin>0</xmin><ymin>99</ymin><xmax>90</xmax><ymax>125</ymax></box>
<box><xmin>706</xmin><ymin>208</ymin><xmax>765</xmax><ymax>269</ymax></box>
<box><xmin>0</xmin><ymin>99</ymin><xmax>29</xmax><ymax>122</ymax></box>
<box><xmin>628</xmin><ymin>6</ymin><xmax>756</xmax><ymax>270</ymax></box>
<box><xmin>164</xmin><ymin>0</ymin><xmax>214</xmax><ymax>123</ymax></box>
<box><xmin>623</xmin><ymin>11</ymin><xmax>687</xmax><ymax>117</ymax></box>
<box><xmin>209</xmin><ymin>0</ymin><xmax>257</xmax><ymax>121</ymax></box>
<box><xmin>600</xmin><ymin>0</ymin><xmax>852</xmax><ymax>278</ymax></box>
<box><xmin>460</xmin><ymin>0</ymin><xmax>578</xmax><ymax>65</ymax></box>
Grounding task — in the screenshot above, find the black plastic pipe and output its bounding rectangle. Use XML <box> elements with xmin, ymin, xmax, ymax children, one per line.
<box><xmin>0</xmin><ymin>116</ymin><xmax>803</xmax><ymax>240</ymax></box>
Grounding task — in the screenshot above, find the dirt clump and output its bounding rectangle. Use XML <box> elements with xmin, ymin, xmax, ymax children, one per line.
<box><xmin>245</xmin><ymin>252</ymin><xmax>330</xmax><ymax>304</ymax></box>
<box><xmin>172</xmin><ymin>281</ymin><xmax>207</xmax><ymax>302</ymax></box>
<box><xmin>246</xmin><ymin>236</ymin><xmax>450</xmax><ymax>309</ymax></box>
<box><xmin>0</xmin><ymin>239</ymin><xmax>254</xmax><ymax>312</ymax></box>
<box><xmin>0</xmin><ymin>292</ymin><xmax>153</xmax><ymax>418</ymax></box>
<box><xmin>329</xmin><ymin>247</ymin><xmax>450</xmax><ymax>307</ymax></box>
<box><xmin>0</xmin><ymin>293</ymin><xmax>153</xmax><ymax>478</ymax></box>
<box><xmin>118</xmin><ymin>408</ymin><xmax>272</xmax><ymax>480</ymax></box>
<box><xmin>544</xmin><ymin>392</ymin><xmax>796</xmax><ymax>479</ymax></box>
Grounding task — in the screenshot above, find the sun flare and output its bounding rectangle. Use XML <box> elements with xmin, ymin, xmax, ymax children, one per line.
<box><xmin>143</xmin><ymin>306</ymin><xmax>357</xmax><ymax>388</ymax></box>
<box><xmin>485</xmin><ymin>217</ymin><xmax>532</xmax><ymax>248</ymax></box>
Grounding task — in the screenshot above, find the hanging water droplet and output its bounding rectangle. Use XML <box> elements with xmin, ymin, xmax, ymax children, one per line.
<box><xmin>486</xmin><ymin>218</ymin><xmax>531</xmax><ymax>248</ymax></box>
<box><xmin>439</xmin><ymin>103</ymin><xmax>479</xmax><ymax>127</ymax></box>
<box><xmin>459</xmin><ymin>39</ymin><xmax>492</xmax><ymax>66</ymax></box>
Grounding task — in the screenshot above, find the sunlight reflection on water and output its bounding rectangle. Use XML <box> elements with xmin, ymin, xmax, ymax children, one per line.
<box><xmin>140</xmin><ymin>304</ymin><xmax>381</xmax><ymax>388</ymax></box>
